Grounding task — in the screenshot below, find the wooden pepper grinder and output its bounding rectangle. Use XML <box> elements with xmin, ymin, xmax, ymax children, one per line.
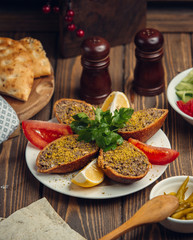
<box><xmin>80</xmin><ymin>36</ymin><xmax>112</xmax><ymax>104</ymax></box>
<box><xmin>133</xmin><ymin>28</ymin><xmax>165</xmax><ymax>96</ymax></box>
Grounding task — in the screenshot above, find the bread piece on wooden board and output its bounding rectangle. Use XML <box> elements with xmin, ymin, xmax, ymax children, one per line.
<box><xmin>53</xmin><ymin>98</ymin><xmax>95</xmax><ymax>125</ymax></box>
<box><xmin>98</xmin><ymin>140</ymin><xmax>150</xmax><ymax>184</ymax></box>
<box><xmin>36</xmin><ymin>134</ymin><xmax>99</xmax><ymax>173</ymax></box>
<box><xmin>118</xmin><ymin>108</ymin><xmax>168</xmax><ymax>142</ymax></box>
<box><xmin>0</xmin><ymin>37</ymin><xmax>34</xmax><ymax>101</ymax></box>
<box><xmin>20</xmin><ymin>37</ymin><xmax>51</xmax><ymax>78</ymax></box>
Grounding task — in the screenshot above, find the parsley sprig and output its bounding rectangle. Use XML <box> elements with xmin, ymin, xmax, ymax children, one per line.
<box><xmin>70</xmin><ymin>107</ymin><xmax>134</xmax><ymax>152</ymax></box>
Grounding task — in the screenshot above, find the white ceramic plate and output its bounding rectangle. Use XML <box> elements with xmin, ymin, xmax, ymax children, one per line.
<box><xmin>167</xmin><ymin>68</ymin><xmax>193</xmax><ymax>125</ymax></box>
<box><xmin>26</xmin><ymin>127</ymin><xmax>170</xmax><ymax>199</ymax></box>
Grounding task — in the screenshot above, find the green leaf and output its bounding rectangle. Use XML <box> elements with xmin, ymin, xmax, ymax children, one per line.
<box><xmin>70</xmin><ymin>107</ymin><xmax>133</xmax><ymax>151</ymax></box>
<box><xmin>77</xmin><ymin>129</ymin><xmax>93</xmax><ymax>142</ymax></box>
<box><xmin>94</xmin><ymin>107</ymin><xmax>103</xmax><ymax>123</ymax></box>
<box><xmin>112</xmin><ymin>108</ymin><xmax>134</xmax><ymax>128</ymax></box>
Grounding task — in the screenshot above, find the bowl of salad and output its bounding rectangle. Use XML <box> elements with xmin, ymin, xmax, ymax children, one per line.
<box><xmin>167</xmin><ymin>68</ymin><xmax>193</xmax><ymax>125</ymax></box>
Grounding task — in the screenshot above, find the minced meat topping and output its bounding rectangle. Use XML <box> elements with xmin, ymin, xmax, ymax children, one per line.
<box><xmin>55</xmin><ymin>100</ymin><xmax>95</xmax><ymax>125</ymax></box>
<box><xmin>119</xmin><ymin>108</ymin><xmax>165</xmax><ymax>132</ymax></box>
<box><xmin>38</xmin><ymin>135</ymin><xmax>99</xmax><ymax>170</ymax></box>
<box><xmin>102</xmin><ymin>141</ymin><xmax>149</xmax><ymax>176</ymax></box>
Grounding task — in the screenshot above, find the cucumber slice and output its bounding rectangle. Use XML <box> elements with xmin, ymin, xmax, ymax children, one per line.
<box><xmin>175</xmin><ymin>69</ymin><xmax>193</xmax><ymax>102</ymax></box>
<box><xmin>180</xmin><ymin>69</ymin><xmax>193</xmax><ymax>83</ymax></box>
<box><xmin>175</xmin><ymin>82</ymin><xmax>193</xmax><ymax>91</ymax></box>
<box><xmin>175</xmin><ymin>69</ymin><xmax>193</xmax><ymax>90</ymax></box>
<box><xmin>176</xmin><ymin>90</ymin><xmax>193</xmax><ymax>102</ymax></box>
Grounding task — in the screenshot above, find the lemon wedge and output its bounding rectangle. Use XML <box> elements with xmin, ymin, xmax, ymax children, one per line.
<box><xmin>101</xmin><ymin>91</ymin><xmax>130</xmax><ymax>113</ymax></box>
<box><xmin>71</xmin><ymin>159</ymin><xmax>104</xmax><ymax>187</ymax></box>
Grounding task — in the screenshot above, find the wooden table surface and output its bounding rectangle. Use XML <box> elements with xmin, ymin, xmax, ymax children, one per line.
<box><xmin>1</xmin><ymin>3</ymin><xmax>193</xmax><ymax>240</ymax></box>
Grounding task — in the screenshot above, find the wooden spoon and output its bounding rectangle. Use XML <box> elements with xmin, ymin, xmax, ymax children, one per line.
<box><xmin>99</xmin><ymin>195</ymin><xmax>179</xmax><ymax>240</ymax></box>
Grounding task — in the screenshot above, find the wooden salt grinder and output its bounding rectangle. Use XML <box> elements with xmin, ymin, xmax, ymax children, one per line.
<box><xmin>133</xmin><ymin>28</ymin><xmax>165</xmax><ymax>96</ymax></box>
<box><xmin>80</xmin><ymin>36</ymin><xmax>112</xmax><ymax>104</ymax></box>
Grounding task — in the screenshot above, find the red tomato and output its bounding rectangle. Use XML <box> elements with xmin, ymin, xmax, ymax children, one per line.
<box><xmin>177</xmin><ymin>99</ymin><xmax>193</xmax><ymax>117</ymax></box>
<box><xmin>22</xmin><ymin>120</ymin><xmax>73</xmax><ymax>149</ymax></box>
<box><xmin>128</xmin><ymin>138</ymin><xmax>179</xmax><ymax>165</ymax></box>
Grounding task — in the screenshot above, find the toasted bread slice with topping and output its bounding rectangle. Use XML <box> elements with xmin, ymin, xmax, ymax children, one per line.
<box><xmin>53</xmin><ymin>98</ymin><xmax>95</xmax><ymax>125</ymax></box>
<box><xmin>36</xmin><ymin>134</ymin><xmax>99</xmax><ymax>173</ymax></box>
<box><xmin>118</xmin><ymin>108</ymin><xmax>168</xmax><ymax>142</ymax></box>
<box><xmin>98</xmin><ymin>140</ymin><xmax>150</xmax><ymax>184</ymax></box>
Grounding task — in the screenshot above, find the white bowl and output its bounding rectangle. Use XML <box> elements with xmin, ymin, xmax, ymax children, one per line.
<box><xmin>167</xmin><ymin>68</ymin><xmax>193</xmax><ymax>125</ymax></box>
<box><xmin>150</xmin><ymin>176</ymin><xmax>193</xmax><ymax>233</ymax></box>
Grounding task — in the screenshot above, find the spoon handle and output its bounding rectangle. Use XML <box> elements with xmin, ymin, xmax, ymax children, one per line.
<box><xmin>99</xmin><ymin>195</ymin><xmax>179</xmax><ymax>240</ymax></box>
<box><xmin>99</xmin><ymin>217</ymin><xmax>138</xmax><ymax>240</ymax></box>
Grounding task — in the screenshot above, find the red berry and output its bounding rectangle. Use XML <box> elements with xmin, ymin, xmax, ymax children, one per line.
<box><xmin>67</xmin><ymin>10</ymin><xmax>75</xmax><ymax>17</ymax></box>
<box><xmin>76</xmin><ymin>29</ymin><xmax>85</xmax><ymax>37</ymax></box>
<box><xmin>53</xmin><ymin>6</ymin><xmax>60</xmax><ymax>13</ymax></box>
<box><xmin>67</xmin><ymin>23</ymin><xmax>76</xmax><ymax>32</ymax></box>
<box><xmin>64</xmin><ymin>15</ymin><xmax>73</xmax><ymax>22</ymax></box>
<box><xmin>42</xmin><ymin>4</ymin><xmax>51</xmax><ymax>14</ymax></box>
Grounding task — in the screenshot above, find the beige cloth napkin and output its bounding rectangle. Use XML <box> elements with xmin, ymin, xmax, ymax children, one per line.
<box><xmin>0</xmin><ymin>198</ymin><xmax>86</xmax><ymax>240</ymax></box>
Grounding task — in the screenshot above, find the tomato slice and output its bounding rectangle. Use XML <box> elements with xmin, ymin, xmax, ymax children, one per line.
<box><xmin>177</xmin><ymin>99</ymin><xmax>193</xmax><ymax>117</ymax></box>
<box><xmin>128</xmin><ymin>138</ymin><xmax>179</xmax><ymax>165</ymax></box>
<box><xmin>22</xmin><ymin>120</ymin><xmax>73</xmax><ymax>149</ymax></box>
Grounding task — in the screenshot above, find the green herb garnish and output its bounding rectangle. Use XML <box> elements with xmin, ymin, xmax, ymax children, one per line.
<box><xmin>70</xmin><ymin>107</ymin><xmax>134</xmax><ymax>152</ymax></box>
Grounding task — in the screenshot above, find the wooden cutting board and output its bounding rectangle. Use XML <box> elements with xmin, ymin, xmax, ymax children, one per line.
<box><xmin>4</xmin><ymin>72</ymin><xmax>54</xmax><ymax>122</ymax></box>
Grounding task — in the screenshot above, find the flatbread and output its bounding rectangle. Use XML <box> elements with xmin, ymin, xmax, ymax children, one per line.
<box><xmin>20</xmin><ymin>37</ymin><xmax>51</xmax><ymax>78</ymax></box>
<box><xmin>0</xmin><ymin>37</ymin><xmax>34</xmax><ymax>101</ymax></box>
<box><xmin>0</xmin><ymin>198</ymin><xmax>86</xmax><ymax>240</ymax></box>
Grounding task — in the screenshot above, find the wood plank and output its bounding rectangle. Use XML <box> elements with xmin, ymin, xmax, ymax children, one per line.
<box><xmin>0</xmin><ymin>137</ymin><xmax>41</xmax><ymax>218</ymax></box>
<box><xmin>58</xmin><ymin>198</ymin><xmax>122</xmax><ymax>240</ymax></box>
<box><xmin>109</xmin><ymin>46</ymin><xmax>125</xmax><ymax>92</ymax></box>
<box><xmin>147</xmin><ymin>7</ymin><xmax>193</xmax><ymax>32</ymax></box>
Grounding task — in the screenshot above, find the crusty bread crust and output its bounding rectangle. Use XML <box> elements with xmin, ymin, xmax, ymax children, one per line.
<box><xmin>118</xmin><ymin>108</ymin><xmax>168</xmax><ymax>142</ymax></box>
<box><xmin>36</xmin><ymin>135</ymin><xmax>99</xmax><ymax>174</ymax></box>
<box><xmin>98</xmin><ymin>143</ymin><xmax>151</xmax><ymax>184</ymax></box>
<box><xmin>53</xmin><ymin>98</ymin><xmax>95</xmax><ymax>125</ymax></box>
<box><xmin>0</xmin><ymin>37</ymin><xmax>34</xmax><ymax>101</ymax></box>
<box><xmin>20</xmin><ymin>37</ymin><xmax>51</xmax><ymax>78</ymax></box>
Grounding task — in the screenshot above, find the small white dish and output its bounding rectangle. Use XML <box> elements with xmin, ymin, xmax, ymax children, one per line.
<box><xmin>167</xmin><ymin>68</ymin><xmax>193</xmax><ymax>125</ymax></box>
<box><xmin>150</xmin><ymin>176</ymin><xmax>193</xmax><ymax>233</ymax></box>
